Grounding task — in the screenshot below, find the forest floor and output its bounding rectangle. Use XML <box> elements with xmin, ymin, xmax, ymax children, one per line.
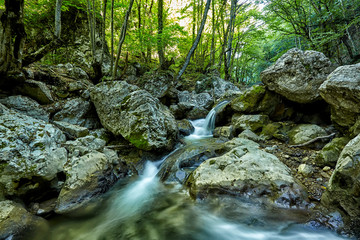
<box><xmin>261</xmin><ymin>140</ymin><xmax>333</xmax><ymax>203</ymax></box>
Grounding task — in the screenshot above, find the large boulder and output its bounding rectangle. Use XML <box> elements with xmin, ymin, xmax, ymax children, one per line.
<box><xmin>0</xmin><ymin>104</ymin><xmax>67</xmax><ymax>198</ymax></box>
<box><xmin>321</xmin><ymin>134</ymin><xmax>360</xmax><ymax>229</ymax></box>
<box><xmin>261</xmin><ymin>48</ymin><xmax>335</xmax><ymax>103</ymax></box>
<box><xmin>90</xmin><ymin>81</ymin><xmax>178</xmax><ymax>151</ymax></box>
<box><xmin>319</xmin><ymin>63</ymin><xmax>360</xmax><ymax>128</ymax></box>
<box><xmin>0</xmin><ymin>95</ymin><xmax>50</xmax><ymax>122</ymax></box>
<box><xmin>134</xmin><ymin>70</ymin><xmax>174</xmax><ymax>98</ymax></box>
<box><xmin>55</xmin><ymin>136</ymin><xmax>127</xmax><ymax>214</ymax></box>
<box><xmin>187</xmin><ymin>137</ymin><xmax>308</xmax><ymax>208</ymax></box>
<box><xmin>315</xmin><ymin>137</ymin><xmax>350</xmax><ymax>167</ymax></box>
<box><xmin>0</xmin><ymin>200</ymin><xmax>47</xmax><ymax>239</ymax></box>
<box><xmin>231</xmin><ymin>114</ymin><xmax>269</xmax><ymax>133</ymax></box>
<box><xmin>15</xmin><ymin>79</ymin><xmax>54</xmax><ymax>104</ymax></box>
<box><xmin>53</xmin><ymin>97</ymin><xmax>100</xmax><ymax>129</ymax></box>
<box><xmin>195</xmin><ymin>75</ymin><xmax>240</xmax><ymax>99</ymax></box>
<box><xmin>230</xmin><ymin>85</ymin><xmax>281</xmax><ymax>117</ymax></box>
<box><xmin>288</xmin><ymin>124</ymin><xmax>328</xmax><ymax>146</ymax></box>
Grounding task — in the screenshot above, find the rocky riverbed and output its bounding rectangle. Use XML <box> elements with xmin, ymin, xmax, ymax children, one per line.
<box><xmin>0</xmin><ymin>49</ymin><xmax>359</xmax><ymax>239</ymax></box>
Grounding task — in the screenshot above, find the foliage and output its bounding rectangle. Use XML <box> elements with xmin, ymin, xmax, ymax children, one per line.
<box><xmin>9</xmin><ymin>0</ymin><xmax>360</xmax><ymax>84</ymax></box>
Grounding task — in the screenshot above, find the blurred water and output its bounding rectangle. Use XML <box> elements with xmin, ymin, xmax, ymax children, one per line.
<box><xmin>186</xmin><ymin>100</ymin><xmax>229</xmax><ymax>140</ymax></box>
<box><xmin>38</xmin><ymin>159</ymin><xmax>347</xmax><ymax>240</ymax></box>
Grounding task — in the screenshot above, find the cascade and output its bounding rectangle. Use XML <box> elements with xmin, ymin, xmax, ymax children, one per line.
<box><xmin>187</xmin><ymin>100</ymin><xmax>229</xmax><ymax>139</ymax></box>
<box><xmin>30</xmin><ymin>101</ymin><xmax>348</xmax><ymax>240</ymax></box>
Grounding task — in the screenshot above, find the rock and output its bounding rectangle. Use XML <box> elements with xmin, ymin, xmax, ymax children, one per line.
<box><xmin>321</xmin><ymin>134</ymin><xmax>360</xmax><ymax>229</ymax></box>
<box><xmin>53</xmin><ymin>121</ymin><xmax>89</xmax><ymax>139</ymax></box>
<box><xmin>238</xmin><ymin>129</ymin><xmax>264</xmax><ymax>142</ymax></box>
<box><xmin>195</xmin><ymin>75</ymin><xmax>240</xmax><ymax>99</ymax></box>
<box><xmin>232</xmin><ymin>114</ymin><xmax>269</xmax><ymax>133</ymax></box>
<box><xmin>187</xmin><ymin>138</ymin><xmax>308</xmax><ymax>208</ymax></box>
<box><xmin>213</xmin><ymin>126</ymin><xmax>235</xmax><ymax>139</ymax></box>
<box><xmin>177</xmin><ymin>119</ymin><xmax>194</xmax><ymax>137</ymax></box>
<box><xmin>0</xmin><ymin>200</ymin><xmax>47</xmax><ymax>239</ymax></box>
<box><xmin>186</xmin><ymin>107</ymin><xmax>208</xmax><ymax>119</ymax></box>
<box><xmin>15</xmin><ymin>79</ymin><xmax>54</xmax><ymax>104</ymax></box>
<box><xmin>261</xmin><ymin>48</ymin><xmax>335</xmax><ymax>103</ymax></box>
<box><xmin>0</xmin><ymin>95</ymin><xmax>50</xmax><ymax>121</ymax></box>
<box><xmin>177</xmin><ymin>91</ymin><xmax>213</xmax><ymax>119</ymax></box>
<box><xmin>0</xmin><ymin>104</ymin><xmax>67</xmax><ymax>197</ymax></box>
<box><xmin>56</xmin><ymin>63</ymin><xmax>90</xmax><ymax>83</ymax></box>
<box><xmin>135</xmin><ymin>70</ymin><xmax>174</xmax><ymax>98</ymax></box>
<box><xmin>288</xmin><ymin>124</ymin><xmax>327</xmax><ymax>146</ymax></box>
<box><xmin>298</xmin><ymin>164</ymin><xmax>314</xmax><ymax>176</ymax></box>
<box><xmin>158</xmin><ymin>138</ymin><xmax>227</xmax><ymax>183</ymax></box>
<box><xmin>230</xmin><ymin>85</ymin><xmax>281</xmax><ymax>116</ymax></box>
<box><xmin>55</xmin><ymin>150</ymin><xmax>122</xmax><ymax>214</ymax></box>
<box><xmin>316</xmin><ymin>137</ymin><xmax>350</xmax><ymax>167</ymax></box>
<box><xmin>349</xmin><ymin>117</ymin><xmax>360</xmax><ymax>137</ymax></box>
<box><xmin>53</xmin><ymin>98</ymin><xmax>100</xmax><ymax>129</ymax></box>
<box><xmin>319</xmin><ymin>63</ymin><xmax>360</xmax><ymax>127</ymax></box>
<box><xmin>56</xmin><ymin>136</ymin><xmax>128</xmax><ymax>214</ymax></box>
<box><xmin>90</xmin><ymin>81</ymin><xmax>178</xmax><ymax>151</ymax></box>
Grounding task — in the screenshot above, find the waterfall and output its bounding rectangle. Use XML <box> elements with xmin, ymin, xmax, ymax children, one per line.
<box><xmin>187</xmin><ymin>100</ymin><xmax>229</xmax><ymax>139</ymax></box>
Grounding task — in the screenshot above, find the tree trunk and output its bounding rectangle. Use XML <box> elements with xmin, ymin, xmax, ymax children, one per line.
<box><xmin>55</xmin><ymin>0</ymin><xmax>63</xmax><ymax>38</ymax></box>
<box><xmin>225</xmin><ymin>0</ymin><xmax>236</xmax><ymax>81</ymax></box>
<box><xmin>210</xmin><ymin>0</ymin><xmax>215</xmax><ymax>66</ymax></box>
<box><xmin>101</xmin><ymin>0</ymin><xmax>108</xmax><ymax>64</ymax></box>
<box><xmin>110</xmin><ymin>0</ymin><xmax>114</xmax><ymax>74</ymax></box>
<box><xmin>157</xmin><ymin>0</ymin><xmax>165</xmax><ymax>68</ymax></box>
<box><xmin>112</xmin><ymin>0</ymin><xmax>135</xmax><ymax>79</ymax></box>
<box><xmin>176</xmin><ymin>0</ymin><xmax>212</xmax><ymax>81</ymax></box>
<box><xmin>0</xmin><ymin>0</ymin><xmax>26</xmax><ymax>86</ymax></box>
<box><xmin>86</xmin><ymin>0</ymin><xmax>96</xmax><ymax>59</ymax></box>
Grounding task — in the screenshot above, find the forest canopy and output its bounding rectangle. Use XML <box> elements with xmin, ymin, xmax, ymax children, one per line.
<box><xmin>1</xmin><ymin>0</ymin><xmax>359</xmax><ymax>84</ymax></box>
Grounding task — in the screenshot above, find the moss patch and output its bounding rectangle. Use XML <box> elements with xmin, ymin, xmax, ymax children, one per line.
<box><xmin>127</xmin><ymin>132</ymin><xmax>150</xmax><ymax>151</ymax></box>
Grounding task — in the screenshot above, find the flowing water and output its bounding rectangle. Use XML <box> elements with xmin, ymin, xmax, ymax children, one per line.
<box><xmin>28</xmin><ymin>102</ymin><xmax>349</xmax><ymax>240</ymax></box>
<box><xmin>186</xmin><ymin>100</ymin><xmax>229</xmax><ymax>140</ymax></box>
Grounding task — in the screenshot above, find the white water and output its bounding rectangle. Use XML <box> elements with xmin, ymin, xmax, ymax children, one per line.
<box><xmin>35</xmin><ymin>102</ymin><xmax>349</xmax><ymax>240</ymax></box>
<box><xmin>186</xmin><ymin>100</ymin><xmax>229</xmax><ymax>140</ymax></box>
<box><xmin>53</xmin><ymin>157</ymin><xmax>346</xmax><ymax>240</ymax></box>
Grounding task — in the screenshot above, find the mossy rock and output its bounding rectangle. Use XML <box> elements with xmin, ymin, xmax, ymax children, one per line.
<box><xmin>261</xmin><ymin>122</ymin><xmax>282</xmax><ymax>140</ymax></box>
<box><xmin>232</xmin><ymin>114</ymin><xmax>269</xmax><ymax>133</ymax></box>
<box><xmin>231</xmin><ymin>85</ymin><xmax>266</xmax><ymax>113</ymax></box>
<box><xmin>315</xmin><ymin>137</ymin><xmax>350</xmax><ymax>167</ymax></box>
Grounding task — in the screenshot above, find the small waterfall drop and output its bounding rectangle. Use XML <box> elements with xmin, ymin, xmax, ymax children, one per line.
<box><xmin>187</xmin><ymin>100</ymin><xmax>229</xmax><ymax>139</ymax></box>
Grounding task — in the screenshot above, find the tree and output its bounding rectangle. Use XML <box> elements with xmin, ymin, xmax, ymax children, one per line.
<box><xmin>0</xmin><ymin>0</ymin><xmax>26</xmax><ymax>86</ymax></box>
<box><xmin>157</xmin><ymin>0</ymin><xmax>165</xmax><ymax>68</ymax></box>
<box><xmin>176</xmin><ymin>0</ymin><xmax>212</xmax><ymax>81</ymax></box>
<box><xmin>112</xmin><ymin>0</ymin><xmax>135</xmax><ymax>79</ymax></box>
<box><xmin>55</xmin><ymin>0</ymin><xmax>62</xmax><ymax>38</ymax></box>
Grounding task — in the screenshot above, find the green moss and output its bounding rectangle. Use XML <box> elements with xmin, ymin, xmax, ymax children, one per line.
<box><xmin>127</xmin><ymin>132</ymin><xmax>150</xmax><ymax>150</ymax></box>
<box><xmin>209</xmin><ymin>159</ymin><xmax>216</xmax><ymax>165</ymax></box>
<box><xmin>261</xmin><ymin>123</ymin><xmax>281</xmax><ymax>139</ymax></box>
<box><xmin>232</xmin><ymin>85</ymin><xmax>266</xmax><ymax>112</ymax></box>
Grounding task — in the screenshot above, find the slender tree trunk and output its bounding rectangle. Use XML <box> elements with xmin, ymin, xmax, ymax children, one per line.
<box><xmin>157</xmin><ymin>0</ymin><xmax>165</xmax><ymax>68</ymax></box>
<box><xmin>55</xmin><ymin>0</ymin><xmax>62</xmax><ymax>38</ymax></box>
<box><xmin>101</xmin><ymin>0</ymin><xmax>107</xmax><ymax>64</ymax></box>
<box><xmin>176</xmin><ymin>0</ymin><xmax>212</xmax><ymax>81</ymax></box>
<box><xmin>210</xmin><ymin>0</ymin><xmax>215</xmax><ymax>66</ymax></box>
<box><xmin>86</xmin><ymin>0</ymin><xmax>96</xmax><ymax>58</ymax></box>
<box><xmin>110</xmin><ymin>0</ymin><xmax>114</xmax><ymax>74</ymax></box>
<box><xmin>225</xmin><ymin>0</ymin><xmax>236</xmax><ymax>81</ymax></box>
<box><xmin>192</xmin><ymin>0</ymin><xmax>196</xmax><ymax>44</ymax></box>
<box><xmin>112</xmin><ymin>0</ymin><xmax>135</xmax><ymax>79</ymax></box>
<box><xmin>0</xmin><ymin>0</ymin><xmax>26</xmax><ymax>85</ymax></box>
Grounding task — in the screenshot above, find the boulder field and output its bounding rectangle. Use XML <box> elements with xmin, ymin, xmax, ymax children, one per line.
<box><xmin>0</xmin><ymin>48</ymin><xmax>359</xmax><ymax>238</ymax></box>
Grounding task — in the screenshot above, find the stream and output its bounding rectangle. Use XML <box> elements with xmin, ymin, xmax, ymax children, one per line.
<box><xmin>29</xmin><ymin>101</ymin><xmax>348</xmax><ymax>240</ymax></box>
